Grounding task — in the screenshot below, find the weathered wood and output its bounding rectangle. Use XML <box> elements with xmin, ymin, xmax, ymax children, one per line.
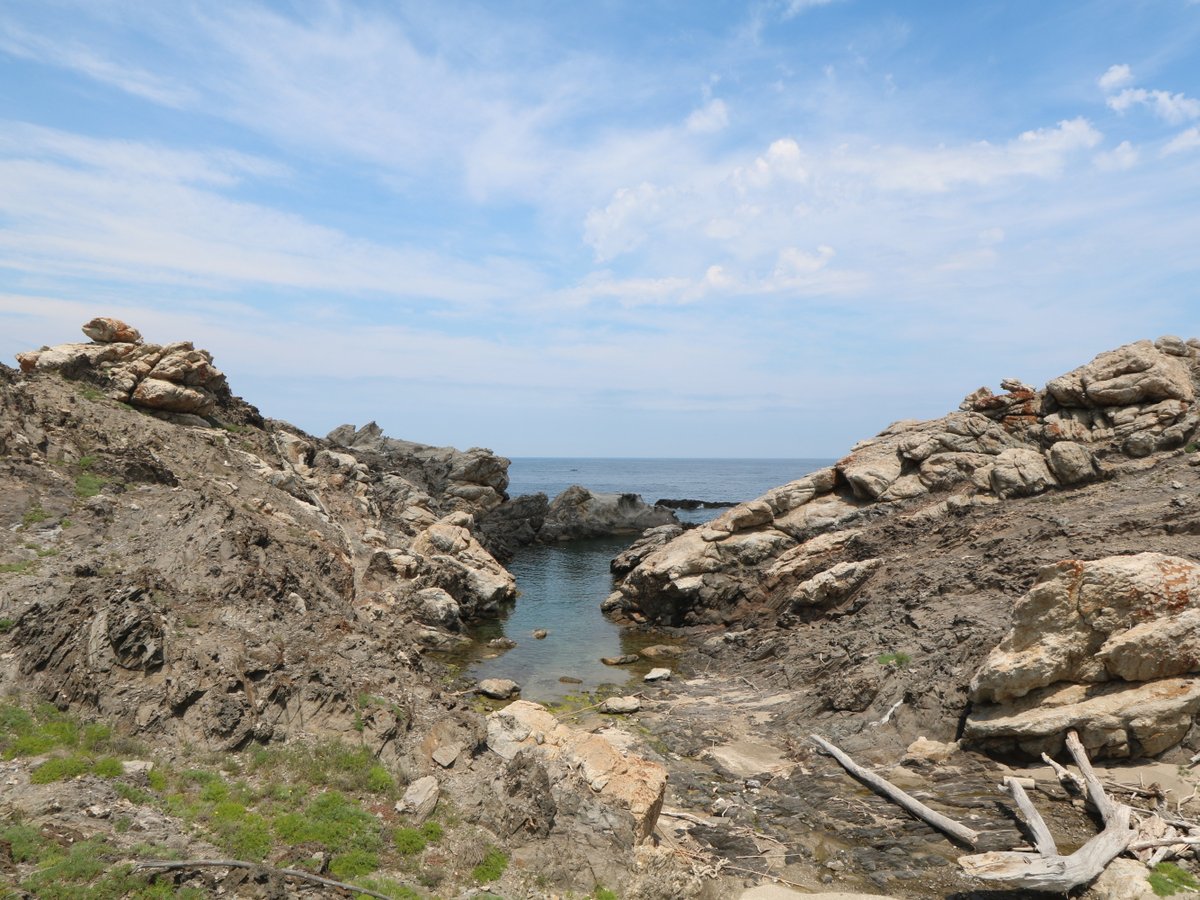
<box><xmin>959</xmin><ymin>804</ymin><xmax>1134</xmax><ymax>892</ymax></box>
<box><xmin>1064</xmin><ymin>730</ymin><xmax>1116</xmax><ymax>823</ymax></box>
<box><xmin>1004</xmin><ymin>776</ymin><xmax>1058</xmax><ymax>857</ymax></box>
<box><xmin>131</xmin><ymin>859</ymin><xmax>398</xmax><ymax>900</ymax></box>
<box><xmin>809</xmin><ymin>734</ymin><xmax>980</xmax><ymax>847</ymax></box>
<box><xmin>1040</xmin><ymin>752</ymin><xmax>1084</xmax><ymax>793</ymax></box>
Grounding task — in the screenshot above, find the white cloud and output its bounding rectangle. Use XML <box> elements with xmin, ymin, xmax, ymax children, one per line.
<box><xmin>734</xmin><ymin>139</ymin><xmax>808</xmax><ymax>191</ymax></box>
<box><xmin>1163</xmin><ymin>127</ymin><xmax>1200</xmax><ymax>155</ymax></box>
<box><xmin>1095</xmin><ymin>139</ymin><xmax>1139</xmax><ymax>171</ymax></box>
<box><xmin>686</xmin><ymin>98</ymin><xmax>730</xmax><ymax>133</ymax></box>
<box><xmin>0</xmin><ymin>25</ymin><xmax>194</xmax><ymax>107</ymax></box>
<box><xmin>1098</xmin><ymin>64</ymin><xmax>1134</xmax><ymax>92</ymax></box>
<box><xmin>1107</xmin><ymin>88</ymin><xmax>1200</xmax><ymax>124</ymax></box>
<box><xmin>781</xmin><ymin>0</ymin><xmax>842</xmax><ymax>19</ymax></box>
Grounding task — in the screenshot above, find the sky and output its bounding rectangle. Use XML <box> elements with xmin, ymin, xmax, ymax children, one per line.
<box><xmin>1</xmin><ymin>1</ymin><xmax>1199</xmax><ymax>457</ymax></box>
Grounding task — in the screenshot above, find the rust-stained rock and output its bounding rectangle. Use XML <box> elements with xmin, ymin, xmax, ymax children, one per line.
<box><xmin>82</xmin><ymin>316</ymin><xmax>142</xmax><ymax>344</ymax></box>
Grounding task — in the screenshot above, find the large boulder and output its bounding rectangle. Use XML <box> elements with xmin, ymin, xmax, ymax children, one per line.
<box><xmin>81</xmin><ymin>317</ymin><xmax>142</xmax><ymax>344</ymax></box>
<box><xmin>486</xmin><ymin>700</ymin><xmax>667</xmax><ymax>842</ymax></box>
<box><xmin>967</xmin><ymin>554</ymin><xmax>1200</xmax><ymax>758</ymax></box>
<box><xmin>1047</xmin><ymin>340</ymin><xmax>1195</xmax><ymax>408</ymax></box>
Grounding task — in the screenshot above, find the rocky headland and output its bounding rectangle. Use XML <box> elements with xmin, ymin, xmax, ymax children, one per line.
<box><xmin>5</xmin><ymin>323</ymin><xmax>1200</xmax><ymax>898</ymax></box>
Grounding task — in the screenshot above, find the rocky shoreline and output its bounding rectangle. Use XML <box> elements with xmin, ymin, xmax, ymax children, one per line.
<box><xmin>5</xmin><ymin>321</ymin><xmax>1200</xmax><ymax>898</ymax></box>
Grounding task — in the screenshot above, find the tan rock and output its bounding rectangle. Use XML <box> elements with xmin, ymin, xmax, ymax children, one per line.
<box><xmin>82</xmin><ymin>316</ymin><xmax>142</xmax><ymax>344</ymax></box>
<box><xmin>789</xmin><ymin>558</ymin><xmax>880</xmax><ymax>609</ymax></box>
<box><xmin>1046</xmin><ymin>340</ymin><xmax>1195</xmax><ymax>408</ymax></box>
<box><xmin>964</xmin><ymin>677</ymin><xmax>1200</xmax><ymax>758</ymax></box>
<box><xmin>130</xmin><ymin>377</ymin><xmax>216</xmax><ymax>416</ymax></box>
<box><xmin>971</xmin><ymin>554</ymin><xmax>1200</xmax><ymax>704</ymax></box>
<box><xmin>989</xmin><ymin>448</ymin><xmax>1057</xmax><ymax>498</ymax></box>
<box><xmin>1047</xmin><ymin>440</ymin><xmax>1099</xmax><ymax>485</ymax></box>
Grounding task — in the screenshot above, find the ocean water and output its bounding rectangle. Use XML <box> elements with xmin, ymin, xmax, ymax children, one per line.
<box><xmin>461</xmin><ymin>458</ymin><xmax>833</xmax><ymax>700</ymax></box>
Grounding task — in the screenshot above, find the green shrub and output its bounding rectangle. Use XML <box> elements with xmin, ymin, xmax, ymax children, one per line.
<box><xmin>22</xmin><ymin>506</ymin><xmax>48</xmax><ymax>526</ymax></box>
<box><xmin>30</xmin><ymin>754</ymin><xmax>90</xmax><ymax>783</ymax></box>
<box><xmin>1149</xmin><ymin>861</ymin><xmax>1200</xmax><ymax>896</ymax></box>
<box><xmin>472</xmin><ymin>846</ymin><xmax>508</xmax><ymax>883</ymax></box>
<box><xmin>147</xmin><ymin>769</ymin><xmax>168</xmax><ymax>791</ymax></box>
<box><xmin>0</xmin><ymin>618</ymin><xmax>13</xmax><ymax>633</ymax></box>
<box><xmin>876</xmin><ymin>651</ymin><xmax>911</xmax><ymax>667</ymax></box>
<box><xmin>594</xmin><ymin>888</ymin><xmax>619</xmax><ymax>900</ymax></box>
<box><xmin>0</xmin><ymin>561</ymin><xmax>36</xmax><ymax>575</ymax></box>
<box><xmin>329</xmin><ymin>849</ymin><xmax>378</xmax><ymax>878</ymax></box>
<box><xmin>220</xmin><ymin>814</ymin><xmax>272</xmax><ymax>861</ymax></box>
<box><xmin>0</xmin><ymin>824</ymin><xmax>48</xmax><ymax>863</ymax></box>
<box><xmin>93</xmin><ymin>756</ymin><xmax>124</xmax><ymax>777</ymax></box>
<box><xmin>274</xmin><ymin>791</ymin><xmax>381</xmax><ymax>854</ymax></box>
<box><xmin>74</xmin><ymin>472</ymin><xmax>108</xmax><ymax>498</ymax></box>
<box><xmin>353</xmin><ymin>878</ymin><xmax>420</xmax><ymax>900</ymax></box>
<box><xmin>419</xmin><ymin>820</ymin><xmax>443</xmax><ymax>842</ymax></box>
<box><xmin>366</xmin><ymin>764</ymin><xmax>394</xmax><ymax>794</ymax></box>
<box><xmin>393</xmin><ymin>827</ymin><xmax>426</xmax><ymax>855</ymax></box>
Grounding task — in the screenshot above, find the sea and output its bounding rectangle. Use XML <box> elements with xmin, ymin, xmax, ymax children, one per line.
<box><xmin>461</xmin><ymin>458</ymin><xmax>833</xmax><ymax>700</ymax></box>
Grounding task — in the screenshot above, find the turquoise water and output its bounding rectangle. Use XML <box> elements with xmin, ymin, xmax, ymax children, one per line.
<box><xmin>465</xmin><ymin>458</ymin><xmax>833</xmax><ymax>701</ymax></box>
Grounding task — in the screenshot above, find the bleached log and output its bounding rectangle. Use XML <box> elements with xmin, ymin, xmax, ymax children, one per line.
<box><xmin>809</xmin><ymin>734</ymin><xmax>980</xmax><ymax>847</ymax></box>
<box><xmin>1004</xmin><ymin>776</ymin><xmax>1058</xmax><ymax>857</ymax></box>
<box><xmin>1064</xmin><ymin>730</ymin><xmax>1116</xmax><ymax>822</ymax></box>
<box><xmin>959</xmin><ymin>804</ymin><xmax>1134</xmax><ymax>892</ymax></box>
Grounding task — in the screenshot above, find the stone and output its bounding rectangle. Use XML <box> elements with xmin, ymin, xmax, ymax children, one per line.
<box><xmin>130</xmin><ymin>377</ymin><xmax>216</xmax><ymax>417</ymax></box>
<box><xmin>488</xmin><ymin>637</ymin><xmax>517</xmax><ymax>649</ymax></box>
<box><xmin>532</xmin><ymin>628</ymin><xmax>548</xmax><ymax>639</ymax></box>
<box><xmin>644</xmin><ymin>668</ymin><xmax>671</xmax><ymax>682</ymax></box>
<box><xmin>1087</xmin><ymin>858</ymin><xmax>1158</xmax><ymax>900</ymax></box>
<box><xmin>600</xmin><ymin>696</ymin><xmax>642</xmax><ymax>714</ymax></box>
<box><xmin>478</xmin><ymin>678</ymin><xmax>521</xmax><ymax>700</ymax></box>
<box><xmin>414</xmin><ymin>587</ymin><xmax>460</xmax><ymax>629</ymax></box>
<box><xmin>601</xmin><ymin>654</ymin><xmax>638</xmax><ymax>666</ymax></box>
<box><xmin>397</xmin><ymin>775</ymin><xmax>439</xmax><ymax>822</ymax></box>
<box><xmin>789</xmin><ymin>559</ymin><xmax>881</xmax><ymax>610</ymax></box>
<box><xmin>638</xmin><ymin>644</ymin><xmax>683</xmax><ymax>659</ymax></box>
<box><xmin>82</xmin><ymin>317</ymin><xmax>142</xmax><ymax>344</ymax></box>
<box><xmin>989</xmin><ymin>448</ymin><xmax>1057</xmax><ymax>498</ymax></box>
<box><xmin>903</xmin><ymin>737</ymin><xmax>958</xmax><ymax>765</ymax></box>
<box><xmin>431</xmin><ymin>744</ymin><xmax>461</xmax><ymax>768</ymax></box>
<box><xmin>1047</xmin><ymin>441</ymin><xmax>1099</xmax><ymax>486</ymax></box>
<box><xmin>120</xmin><ymin>760</ymin><xmax>154</xmax><ymax>776</ymax></box>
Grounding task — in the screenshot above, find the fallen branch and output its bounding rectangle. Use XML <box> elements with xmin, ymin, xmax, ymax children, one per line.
<box><xmin>1004</xmin><ymin>776</ymin><xmax>1058</xmax><ymax>857</ymax></box>
<box><xmin>959</xmin><ymin>730</ymin><xmax>1136</xmax><ymax>893</ymax></box>
<box><xmin>809</xmin><ymin>734</ymin><xmax>980</xmax><ymax>847</ymax></box>
<box><xmin>131</xmin><ymin>859</ymin><xmax>398</xmax><ymax>900</ymax></box>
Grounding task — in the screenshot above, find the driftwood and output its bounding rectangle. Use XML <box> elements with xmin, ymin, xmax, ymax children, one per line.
<box><xmin>958</xmin><ymin>730</ymin><xmax>1136</xmax><ymax>892</ymax></box>
<box><xmin>1003</xmin><ymin>776</ymin><xmax>1058</xmax><ymax>857</ymax></box>
<box><xmin>809</xmin><ymin>734</ymin><xmax>980</xmax><ymax>847</ymax></box>
<box><xmin>131</xmin><ymin>859</ymin><xmax>399</xmax><ymax>900</ymax></box>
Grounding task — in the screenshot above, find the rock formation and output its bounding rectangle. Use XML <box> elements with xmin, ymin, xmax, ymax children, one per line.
<box><xmin>537</xmin><ymin>484</ymin><xmax>679</xmax><ymax>542</ymax></box>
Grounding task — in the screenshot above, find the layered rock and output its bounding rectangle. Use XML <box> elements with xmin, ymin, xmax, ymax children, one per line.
<box><xmin>610</xmin><ymin>338</ymin><xmax>1200</xmax><ymax>628</ymax></box>
<box><xmin>964</xmin><ymin>554</ymin><xmax>1200</xmax><ymax>758</ymax></box>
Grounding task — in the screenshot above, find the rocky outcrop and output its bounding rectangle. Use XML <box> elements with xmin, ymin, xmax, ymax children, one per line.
<box><xmin>610</xmin><ymin>338</ymin><xmax>1200</xmax><ymax>628</ymax></box>
<box><xmin>16</xmin><ymin>318</ymin><xmax>252</xmax><ymax>425</ymax></box>
<box><xmin>964</xmin><ymin>554</ymin><xmax>1200</xmax><ymax>758</ymax></box>
<box><xmin>486</xmin><ymin>700</ymin><xmax>667</xmax><ymax>843</ymax></box>
<box><xmin>537</xmin><ymin>485</ymin><xmax>679</xmax><ymax>542</ymax></box>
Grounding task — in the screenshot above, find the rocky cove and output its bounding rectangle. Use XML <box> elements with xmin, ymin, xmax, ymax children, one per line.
<box><xmin>6</xmin><ymin>321</ymin><xmax>1200</xmax><ymax>898</ymax></box>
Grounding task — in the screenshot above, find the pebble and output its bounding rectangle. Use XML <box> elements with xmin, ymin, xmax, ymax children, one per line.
<box><xmin>644</xmin><ymin>668</ymin><xmax>672</xmax><ymax>682</ymax></box>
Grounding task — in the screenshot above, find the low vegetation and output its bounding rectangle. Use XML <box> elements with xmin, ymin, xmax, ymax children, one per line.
<box><xmin>0</xmin><ymin>699</ymin><xmax>503</xmax><ymax>898</ymax></box>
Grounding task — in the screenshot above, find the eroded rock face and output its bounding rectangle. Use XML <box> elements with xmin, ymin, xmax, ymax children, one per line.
<box><xmin>965</xmin><ymin>554</ymin><xmax>1200</xmax><ymax>758</ymax></box>
<box><xmin>82</xmin><ymin>317</ymin><xmax>142</xmax><ymax>344</ymax></box>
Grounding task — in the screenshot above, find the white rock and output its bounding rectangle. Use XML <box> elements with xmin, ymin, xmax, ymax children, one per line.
<box><xmin>644</xmin><ymin>668</ymin><xmax>671</xmax><ymax>682</ymax></box>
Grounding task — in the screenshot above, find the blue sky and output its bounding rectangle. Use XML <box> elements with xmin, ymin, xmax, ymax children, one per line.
<box><xmin>1</xmin><ymin>1</ymin><xmax>1199</xmax><ymax>456</ymax></box>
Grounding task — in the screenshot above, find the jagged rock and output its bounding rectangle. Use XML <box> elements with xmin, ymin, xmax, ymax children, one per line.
<box><xmin>611</xmin><ymin>524</ymin><xmax>686</xmax><ymax>578</ymax></box>
<box><xmin>413</xmin><ymin>587</ymin><xmax>461</xmax><ymax>629</ymax></box>
<box><xmin>477</xmin><ymin>492</ymin><xmax>549</xmax><ymax>561</ymax></box>
<box><xmin>989</xmin><ymin>448</ymin><xmax>1057</xmax><ymax>498</ymax></box>
<box><xmin>82</xmin><ymin>317</ymin><xmax>142</xmax><ymax>344</ymax></box>
<box><xmin>410</xmin><ymin>512</ymin><xmax>517</xmax><ymax>618</ymax></box>
<box><xmin>130</xmin><ymin>377</ymin><xmax>216</xmax><ymax>416</ymax></box>
<box><xmin>478</xmin><ymin>678</ymin><xmax>521</xmax><ymax>700</ymax></box>
<box><xmin>538</xmin><ymin>485</ymin><xmax>678</xmax><ymax>542</ymax></box>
